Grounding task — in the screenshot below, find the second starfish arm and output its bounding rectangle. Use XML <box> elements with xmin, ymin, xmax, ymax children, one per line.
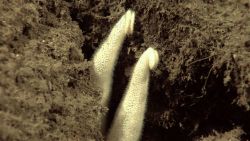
<box><xmin>107</xmin><ymin>47</ymin><xmax>159</xmax><ymax>141</ymax></box>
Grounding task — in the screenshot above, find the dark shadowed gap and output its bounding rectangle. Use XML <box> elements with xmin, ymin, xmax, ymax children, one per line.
<box><xmin>144</xmin><ymin>57</ymin><xmax>250</xmax><ymax>140</ymax></box>
<box><xmin>142</xmin><ymin>124</ymin><xmax>190</xmax><ymax>141</ymax></box>
<box><xmin>69</xmin><ymin>8</ymin><xmax>95</xmax><ymax>60</ymax></box>
<box><xmin>68</xmin><ymin>2</ymin><xmax>112</xmax><ymax>61</ymax></box>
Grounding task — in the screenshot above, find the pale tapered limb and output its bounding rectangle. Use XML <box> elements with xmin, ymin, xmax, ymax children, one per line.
<box><xmin>92</xmin><ymin>10</ymin><xmax>135</xmax><ymax>133</ymax></box>
<box><xmin>107</xmin><ymin>48</ymin><xmax>159</xmax><ymax>141</ymax></box>
<box><xmin>93</xmin><ymin>9</ymin><xmax>135</xmax><ymax>107</ymax></box>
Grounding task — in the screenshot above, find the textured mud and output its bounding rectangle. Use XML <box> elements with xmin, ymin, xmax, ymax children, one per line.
<box><xmin>0</xmin><ymin>0</ymin><xmax>249</xmax><ymax>141</ymax></box>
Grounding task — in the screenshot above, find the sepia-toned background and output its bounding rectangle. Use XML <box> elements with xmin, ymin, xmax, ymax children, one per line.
<box><xmin>0</xmin><ymin>0</ymin><xmax>249</xmax><ymax>140</ymax></box>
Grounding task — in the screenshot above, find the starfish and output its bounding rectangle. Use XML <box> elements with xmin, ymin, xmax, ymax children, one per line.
<box><xmin>92</xmin><ymin>10</ymin><xmax>159</xmax><ymax>141</ymax></box>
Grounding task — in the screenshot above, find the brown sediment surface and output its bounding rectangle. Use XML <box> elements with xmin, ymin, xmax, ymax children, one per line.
<box><xmin>0</xmin><ymin>0</ymin><xmax>249</xmax><ymax>140</ymax></box>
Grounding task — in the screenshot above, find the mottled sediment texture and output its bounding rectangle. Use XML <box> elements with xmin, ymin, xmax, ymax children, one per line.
<box><xmin>0</xmin><ymin>0</ymin><xmax>102</xmax><ymax>140</ymax></box>
<box><xmin>0</xmin><ymin>0</ymin><xmax>249</xmax><ymax>141</ymax></box>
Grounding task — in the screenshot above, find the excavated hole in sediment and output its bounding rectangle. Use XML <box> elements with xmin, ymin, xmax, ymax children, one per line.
<box><xmin>143</xmin><ymin>62</ymin><xmax>249</xmax><ymax>140</ymax></box>
<box><xmin>68</xmin><ymin>2</ymin><xmax>250</xmax><ymax>140</ymax></box>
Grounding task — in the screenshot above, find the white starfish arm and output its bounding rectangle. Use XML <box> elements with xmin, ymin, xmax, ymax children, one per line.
<box><xmin>93</xmin><ymin>10</ymin><xmax>135</xmax><ymax>107</ymax></box>
<box><xmin>107</xmin><ymin>47</ymin><xmax>159</xmax><ymax>141</ymax></box>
